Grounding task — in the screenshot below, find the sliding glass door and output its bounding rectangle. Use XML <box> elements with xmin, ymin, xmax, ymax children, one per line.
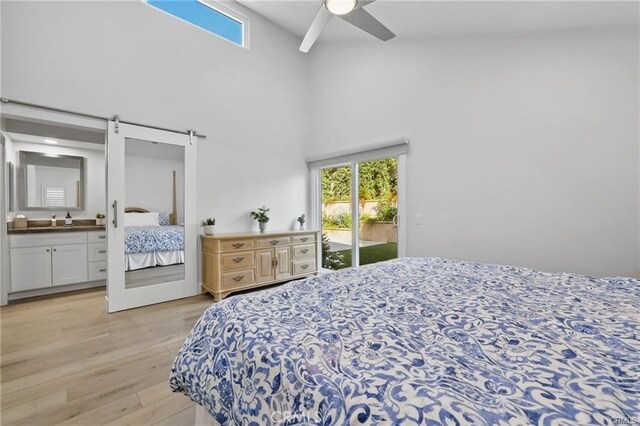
<box><xmin>319</xmin><ymin>156</ymin><xmax>401</xmax><ymax>270</ymax></box>
<box><xmin>357</xmin><ymin>158</ymin><xmax>398</xmax><ymax>267</ymax></box>
<box><xmin>321</xmin><ymin>165</ymin><xmax>353</xmax><ymax>269</ymax></box>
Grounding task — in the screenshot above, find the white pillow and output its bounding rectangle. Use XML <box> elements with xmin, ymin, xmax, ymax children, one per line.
<box><xmin>125</xmin><ymin>212</ymin><xmax>159</xmax><ymax>227</ymax></box>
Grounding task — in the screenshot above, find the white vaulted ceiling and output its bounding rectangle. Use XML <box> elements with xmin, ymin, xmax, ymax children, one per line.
<box><xmin>236</xmin><ymin>0</ymin><xmax>639</xmax><ymax>43</ymax></box>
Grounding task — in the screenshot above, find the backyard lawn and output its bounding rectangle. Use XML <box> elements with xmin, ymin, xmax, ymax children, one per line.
<box><xmin>335</xmin><ymin>242</ymin><xmax>398</xmax><ymax>269</ymax></box>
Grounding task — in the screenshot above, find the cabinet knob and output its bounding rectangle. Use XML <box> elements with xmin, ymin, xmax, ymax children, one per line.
<box><xmin>53</xmin><ymin>248</ymin><xmax>57</xmax><ymax>252</ymax></box>
<box><xmin>46</xmin><ymin>248</ymin><xmax>50</xmax><ymax>252</ymax></box>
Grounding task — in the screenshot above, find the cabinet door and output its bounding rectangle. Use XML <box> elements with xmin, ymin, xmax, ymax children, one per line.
<box><xmin>10</xmin><ymin>246</ymin><xmax>53</xmax><ymax>291</ymax></box>
<box><xmin>52</xmin><ymin>243</ymin><xmax>88</xmax><ymax>286</ymax></box>
<box><xmin>256</xmin><ymin>249</ymin><xmax>275</xmax><ymax>283</ymax></box>
<box><xmin>275</xmin><ymin>247</ymin><xmax>291</xmax><ymax>280</ymax></box>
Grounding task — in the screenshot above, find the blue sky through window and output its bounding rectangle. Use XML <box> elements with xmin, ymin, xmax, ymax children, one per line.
<box><xmin>146</xmin><ymin>0</ymin><xmax>244</xmax><ymax>46</ymax></box>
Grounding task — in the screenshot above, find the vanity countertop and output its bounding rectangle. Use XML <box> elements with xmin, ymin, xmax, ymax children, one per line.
<box><xmin>8</xmin><ymin>225</ymin><xmax>106</xmax><ymax>235</ymax></box>
<box><xmin>8</xmin><ymin>218</ymin><xmax>105</xmax><ymax>235</ymax></box>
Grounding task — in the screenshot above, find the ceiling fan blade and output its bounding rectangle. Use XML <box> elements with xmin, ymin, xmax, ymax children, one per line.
<box><xmin>299</xmin><ymin>4</ymin><xmax>334</xmax><ymax>53</ymax></box>
<box><xmin>339</xmin><ymin>7</ymin><xmax>395</xmax><ymax>41</ymax></box>
<box><xmin>357</xmin><ymin>0</ymin><xmax>376</xmax><ymax>8</ymax></box>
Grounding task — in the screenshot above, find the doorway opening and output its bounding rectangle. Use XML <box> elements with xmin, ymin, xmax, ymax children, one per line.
<box><xmin>319</xmin><ymin>156</ymin><xmax>400</xmax><ymax>270</ymax></box>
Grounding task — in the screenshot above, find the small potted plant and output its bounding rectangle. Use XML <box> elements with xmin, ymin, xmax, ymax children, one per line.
<box><xmin>249</xmin><ymin>206</ymin><xmax>270</xmax><ymax>232</ymax></box>
<box><xmin>96</xmin><ymin>213</ymin><xmax>106</xmax><ymax>226</ymax></box>
<box><xmin>201</xmin><ymin>218</ymin><xmax>216</xmax><ymax>235</ymax></box>
<box><xmin>297</xmin><ymin>214</ymin><xmax>306</xmax><ymax>231</ymax></box>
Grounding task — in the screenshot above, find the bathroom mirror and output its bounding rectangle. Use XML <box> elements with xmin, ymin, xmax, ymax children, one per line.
<box><xmin>19</xmin><ymin>151</ymin><xmax>85</xmax><ymax>210</ymax></box>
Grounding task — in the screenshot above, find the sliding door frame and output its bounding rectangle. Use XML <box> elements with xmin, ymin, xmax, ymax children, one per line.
<box><xmin>309</xmin><ymin>140</ymin><xmax>408</xmax><ymax>268</ymax></box>
<box><xmin>397</xmin><ymin>155</ymin><xmax>406</xmax><ymax>258</ymax></box>
<box><xmin>351</xmin><ymin>162</ymin><xmax>360</xmax><ymax>267</ymax></box>
<box><xmin>0</xmin><ymin>133</ymin><xmax>6</xmax><ymax>306</ymax></box>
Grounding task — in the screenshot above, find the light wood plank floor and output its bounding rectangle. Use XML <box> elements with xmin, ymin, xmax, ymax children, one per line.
<box><xmin>0</xmin><ymin>288</ymin><xmax>213</xmax><ymax>425</ymax></box>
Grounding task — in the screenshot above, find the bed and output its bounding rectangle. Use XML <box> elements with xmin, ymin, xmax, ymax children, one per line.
<box><xmin>170</xmin><ymin>257</ymin><xmax>640</xmax><ymax>425</ymax></box>
<box><xmin>124</xmin><ymin>212</ymin><xmax>184</xmax><ymax>270</ymax></box>
<box><xmin>124</xmin><ymin>170</ymin><xmax>184</xmax><ymax>271</ymax></box>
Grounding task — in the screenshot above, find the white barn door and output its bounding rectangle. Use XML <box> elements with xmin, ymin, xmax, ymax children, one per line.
<box><xmin>106</xmin><ymin>122</ymin><xmax>197</xmax><ymax>313</ymax></box>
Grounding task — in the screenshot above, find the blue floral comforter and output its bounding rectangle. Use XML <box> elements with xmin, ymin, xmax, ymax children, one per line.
<box><xmin>170</xmin><ymin>257</ymin><xmax>640</xmax><ymax>425</ymax></box>
<box><xmin>124</xmin><ymin>225</ymin><xmax>184</xmax><ymax>254</ymax></box>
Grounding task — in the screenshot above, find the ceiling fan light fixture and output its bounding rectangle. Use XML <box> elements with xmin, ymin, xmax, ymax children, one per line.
<box><xmin>325</xmin><ymin>0</ymin><xmax>357</xmax><ymax>16</ymax></box>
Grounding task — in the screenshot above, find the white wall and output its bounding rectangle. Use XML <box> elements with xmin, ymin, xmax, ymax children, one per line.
<box><xmin>1</xmin><ymin>0</ymin><xmax>309</xmax><ymax>233</ymax></box>
<box><xmin>7</xmin><ymin>141</ymin><xmax>106</xmax><ymax>219</ymax></box>
<box><xmin>2</xmin><ymin>2</ymin><xmax>637</xmax><ymax>280</ymax></box>
<box><xmin>308</xmin><ymin>27</ymin><xmax>639</xmax><ymax>278</ymax></box>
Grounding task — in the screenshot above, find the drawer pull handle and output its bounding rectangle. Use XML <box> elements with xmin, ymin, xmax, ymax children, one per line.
<box><xmin>232</xmin><ymin>257</ymin><xmax>245</xmax><ymax>263</ymax></box>
<box><xmin>98</xmin><ymin>250</ymin><xmax>107</xmax><ymax>254</ymax></box>
<box><xmin>232</xmin><ymin>243</ymin><xmax>245</xmax><ymax>249</ymax></box>
<box><xmin>301</xmin><ymin>249</ymin><xmax>309</xmax><ymax>254</ymax></box>
<box><xmin>301</xmin><ymin>264</ymin><xmax>309</xmax><ymax>270</ymax></box>
<box><xmin>98</xmin><ymin>236</ymin><xmax>106</xmax><ymax>239</ymax></box>
<box><xmin>232</xmin><ymin>275</ymin><xmax>245</xmax><ymax>282</ymax></box>
<box><xmin>270</xmin><ymin>240</ymin><xmax>279</xmax><ymax>245</ymax></box>
<box><xmin>98</xmin><ymin>268</ymin><xmax>107</xmax><ymax>272</ymax></box>
<box><xmin>300</xmin><ymin>238</ymin><xmax>308</xmax><ymax>242</ymax></box>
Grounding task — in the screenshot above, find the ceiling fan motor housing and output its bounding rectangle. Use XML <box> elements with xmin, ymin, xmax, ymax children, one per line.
<box><xmin>325</xmin><ymin>0</ymin><xmax>357</xmax><ymax>16</ymax></box>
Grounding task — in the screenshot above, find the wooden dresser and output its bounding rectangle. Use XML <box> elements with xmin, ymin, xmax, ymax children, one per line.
<box><xmin>201</xmin><ymin>230</ymin><xmax>321</xmax><ymax>301</ymax></box>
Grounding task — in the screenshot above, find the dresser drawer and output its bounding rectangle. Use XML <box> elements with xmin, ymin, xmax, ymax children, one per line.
<box><xmin>221</xmin><ymin>251</ymin><xmax>255</xmax><ymax>271</ymax></box>
<box><xmin>257</xmin><ymin>236</ymin><xmax>291</xmax><ymax>248</ymax></box>
<box><xmin>221</xmin><ymin>269</ymin><xmax>255</xmax><ymax>289</ymax></box>
<box><xmin>88</xmin><ymin>261</ymin><xmax>107</xmax><ymax>281</ymax></box>
<box><xmin>292</xmin><ymin>234</ymin><xmax>316</xmax><ymax>244</ymax></box>
<box><xmin>292</xmin><ymin>259</ymin><xmax>316</xmax><ymax>275</ymax></box>
<box><xmin>292</xmin><ymin>244</ymin><xmax>315</xmax><ymax>259</ymax></box>
<box><xmin>221</xmin><ymin>239</ymin><xmax>255</xmax><ymax>251</ymax></box>
<box><xmin>88</xmin><ymin>243</ymin><xmax>107</xmax><ymax>261</ymax></box>
<box><xmin>88</xmin><ymin>232</ymin><xmax>107</xmax><ymax>243</ymax></box>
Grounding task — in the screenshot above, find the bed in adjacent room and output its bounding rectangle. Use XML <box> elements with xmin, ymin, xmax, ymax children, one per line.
<box><xmin>170</xmin><ymin>257</ymin><xmax>639</xmax><ymax>425</ymax></box>
<box><xmin>123</xmin><ymin>168</ymin><xmax>185</xmax><ymax>271</ymax></box>
<box><xmin>124</xmin><ymin>208</ymin><xmax>184</xmax><ymax>271</ymax></box>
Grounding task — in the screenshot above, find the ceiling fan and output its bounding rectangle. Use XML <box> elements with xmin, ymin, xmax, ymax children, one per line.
<box><xmin>299</xmin><ymin>0</ymin><xmax>395</xmax><ymax>53</ymax></box>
